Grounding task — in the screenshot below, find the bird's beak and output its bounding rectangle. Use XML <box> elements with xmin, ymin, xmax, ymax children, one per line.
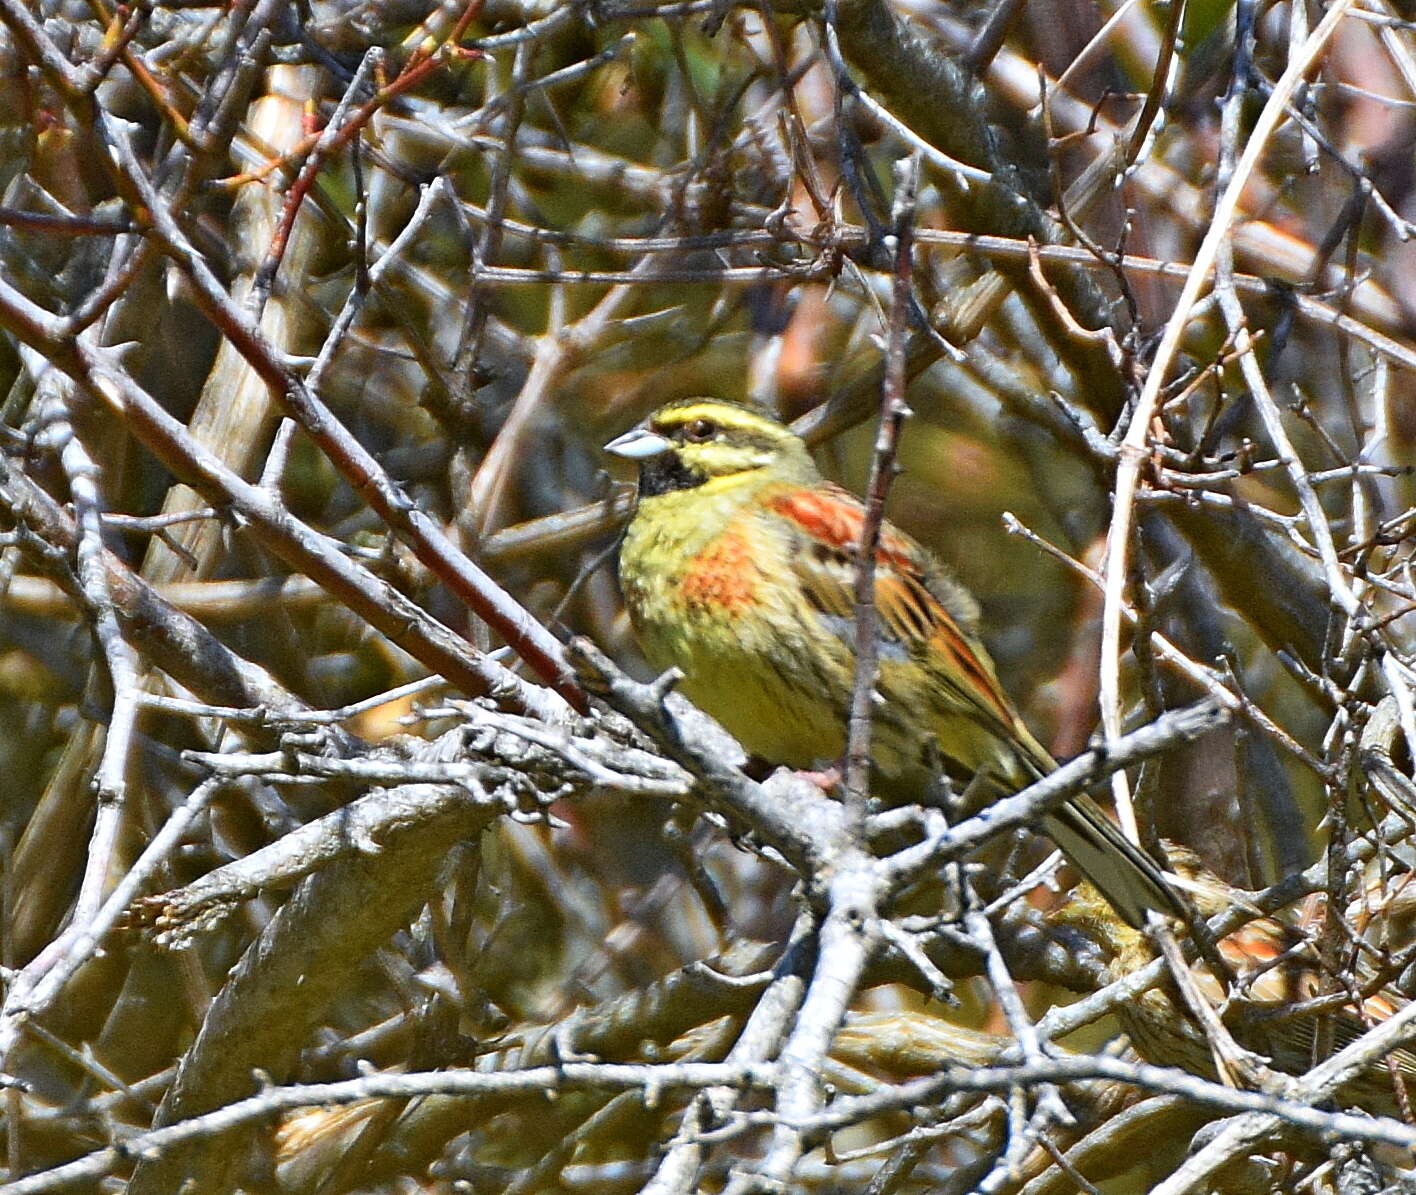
<box><xmin>604</xmin><ymin>428</ymin><xmax>673</xmax><ymax>460</ymax></box>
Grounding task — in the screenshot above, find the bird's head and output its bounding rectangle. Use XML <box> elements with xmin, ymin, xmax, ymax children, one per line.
<box><xmin>604</xmin><ymin>398</ymin><xmax>817</xmax><ymax>497</ymax></box>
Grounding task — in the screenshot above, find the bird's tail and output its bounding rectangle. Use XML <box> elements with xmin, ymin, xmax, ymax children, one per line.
<box><xmin>998</xmin><ymin>724</ymin><xmax>1181</xmax><ymax>928</ymax></box>
<box><xmin>1043</xmin><ymin>797</ymin><xmax>1184</xmax><ymax>929</ymax></box>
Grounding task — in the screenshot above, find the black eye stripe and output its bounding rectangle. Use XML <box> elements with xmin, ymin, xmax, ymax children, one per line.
<box><xmin>660</xmin><ymin>423</ymin><xmax>781</xmax><ymax>453</ymax></box>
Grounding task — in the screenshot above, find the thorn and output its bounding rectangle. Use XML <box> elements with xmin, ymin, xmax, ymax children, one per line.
<box><xmin>648</xmin><ymin>667</ymin><xmax>684</xmax><ymax>703</ymax></box>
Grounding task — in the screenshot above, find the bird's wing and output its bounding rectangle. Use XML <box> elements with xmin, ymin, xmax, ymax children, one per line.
<box><xmin>762</xmin><ymin>483</ymin><xmax>1040</xmax><ymax>761</ymax></box>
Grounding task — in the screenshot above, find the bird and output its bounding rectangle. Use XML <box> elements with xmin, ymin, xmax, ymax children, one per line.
<box><xmin>604</xmin><ymin>396</ymin><xmax>1181</xmax><ymax>928</ymax></box>
<box><xmin>1051</xmin><ymin>843</ymin><xmax>1416</xmax><ymax>1117</ymax></box>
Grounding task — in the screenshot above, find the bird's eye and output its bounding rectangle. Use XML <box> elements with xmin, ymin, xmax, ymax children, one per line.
<box><xmin>683</xmin><ymin>418</ymin><xmax>717</xmax><ymax>442</ymax></box>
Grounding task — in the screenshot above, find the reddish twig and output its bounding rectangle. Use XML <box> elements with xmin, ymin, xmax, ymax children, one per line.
<box><xmin>215</xmin><ymin>1</ymin><xmax>485</xmax><ymax>195</ymax></box>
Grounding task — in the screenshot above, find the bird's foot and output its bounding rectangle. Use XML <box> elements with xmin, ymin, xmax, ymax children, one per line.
<box><xmin>795</xmin><ymin>765</ymin><xmax>842</xmax><ymax>791</ymax></box>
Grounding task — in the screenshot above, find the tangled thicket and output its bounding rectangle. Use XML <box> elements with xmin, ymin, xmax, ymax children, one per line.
<box><xmin>3</xmin><ymin>1</ymin><xmax>1416</xmax><ymax>1192</ymax></box>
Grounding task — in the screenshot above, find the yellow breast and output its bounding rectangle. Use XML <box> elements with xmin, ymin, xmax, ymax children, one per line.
<box><xmin>619</xmin><ymin>487</ymin><xmax>854</xmax><ymax>768</ymax></box>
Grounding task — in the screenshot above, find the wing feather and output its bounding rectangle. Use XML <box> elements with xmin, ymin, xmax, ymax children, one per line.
<box><xmin>765</xmin><ymin>484</ymin><xmax>1032</xmax><ymax>754</ymax></box>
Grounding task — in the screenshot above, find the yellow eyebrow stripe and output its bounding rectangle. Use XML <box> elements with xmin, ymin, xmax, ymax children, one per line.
<box><xmin>655</xmin><ymin>402</ymin><xmax>781</xmax><ymax>437</ymax></box>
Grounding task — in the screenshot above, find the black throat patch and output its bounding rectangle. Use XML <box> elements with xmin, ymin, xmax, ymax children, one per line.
<box><xmin>639</xmin><ymin>452</ymin><xmax>708</xmax><ymax>496</ymax></box>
